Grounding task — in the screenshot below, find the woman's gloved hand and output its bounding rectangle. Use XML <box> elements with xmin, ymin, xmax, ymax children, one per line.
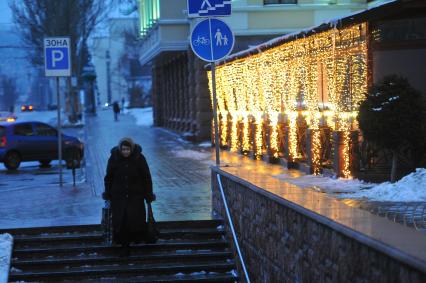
<box><xmin>102</xmin><ymin>192</ymin><xmax>111</xmax><ymax>200</ymax></box>
<box><xmin>146</xmin><ymin>193</ymin><xmax>156</xmax><ymax>203</ymax></box>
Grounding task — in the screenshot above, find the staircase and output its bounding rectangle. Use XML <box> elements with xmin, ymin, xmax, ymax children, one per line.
<box><xmin>3</xmin><ymin>220</ymin><xmax>239</xmax><ymax>282</ymax></box>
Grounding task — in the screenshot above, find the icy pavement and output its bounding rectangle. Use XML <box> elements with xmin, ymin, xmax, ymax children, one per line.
<box><xmin>0</xmin><ymin>162</ymin><xmax>102</xmax><ymax>229</ymax></box>
<box><xmin>84</xmin><ymin>108</ymin><xmax>213</xmax><ymax>221</ymax></box>
<box><xmin>1</xmin><ymin>108</ymin><xmax>424</xmax><ymax>232</ymax></box>
<box><xmin>0</xmin><ymin>120</ymin><xmax>99</xmax><ymax>229</ymax></box>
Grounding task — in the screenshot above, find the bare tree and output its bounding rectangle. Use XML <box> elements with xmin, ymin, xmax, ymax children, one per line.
<box><xmin>116</xmin><ymin>23</ymin><xmax>152</xmax><ymax>107</ymax></box>
<box><xmin>9</xmin><ymin>0</ymin><xmax>112</xmax><ymax>79</ymax></box>
<box><xmin>1</xmin><ymin>74</ymin><xmax>18</xmax><ymax>112</ymax></box>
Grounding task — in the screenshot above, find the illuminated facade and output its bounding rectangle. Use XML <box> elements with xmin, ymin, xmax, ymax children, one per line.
<box><xmin>137</xmin><ymin>0</ymin><xmax>374</xmax><ymax>141</ymax></box>
<box><xmin>210</xmin><ymin>0</ymin><xmax>426</xmax><ymax>179</ymax></box>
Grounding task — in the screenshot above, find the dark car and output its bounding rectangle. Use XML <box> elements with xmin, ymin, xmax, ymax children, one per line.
<box><xmin>0</xmin><ymin>121</ymin><xmax>84</xmax><ymax>170</ymax></box>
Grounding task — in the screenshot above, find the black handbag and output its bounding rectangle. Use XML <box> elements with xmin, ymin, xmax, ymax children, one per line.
<box><xmin>145</xmin><ymin>202</ymin><xmax>159</xmax><ymax>244</ymax></box>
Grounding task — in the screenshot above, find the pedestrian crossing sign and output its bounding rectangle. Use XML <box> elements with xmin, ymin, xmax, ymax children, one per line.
<box><xmin>187</xmin><ymin>0</ymin><xmax>231</xmax><ymax>18</ymax></box>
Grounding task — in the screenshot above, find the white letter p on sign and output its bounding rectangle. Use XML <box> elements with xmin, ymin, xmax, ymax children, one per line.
<box><xmin>52</xmin><ymin>50</ymin><xmax>64</xmax><ymax>67</ymax></box>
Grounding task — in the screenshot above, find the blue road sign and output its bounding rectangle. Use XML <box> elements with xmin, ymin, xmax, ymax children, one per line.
<box><xmin>187</xmin><ymin>0</ymin><xmax>231</xmax><ymax>18</ymax></box>
<box><xmin>44</xmin><ymin>37</ymin><xmax>71</xmax><ymax>77</ymax></box>
<box><xmin>190</xmin><ymin>18</ymin><xmax>234</xmax><ymax>62</ymax></box>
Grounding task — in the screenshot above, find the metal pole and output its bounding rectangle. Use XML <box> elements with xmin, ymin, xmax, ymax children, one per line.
<box><xmin>57</xmin><ymin>77</ymin><xmax>63</xmax><ymax>187</ymax></box>
<box><xmin>208</xmin><ymin>18</ymin><xmax>220</xmax><ymax>166</ymax></box>
<box><xmin>211</xmin><ymin>63</ymin><xmax>220</xmax><ymax>166</ymax></box>
<box><xmin>106</xmin><ymin>50</ymin><xmax>112</xmax><ymax>105</ymax></box>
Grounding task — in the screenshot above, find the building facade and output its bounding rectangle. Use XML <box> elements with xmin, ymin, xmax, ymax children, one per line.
<box><xmin>138</xmin><ymin>0</ymin><xmax>377</xmax><ymax>141</ymax></box>
<box><xmin>211</xmin><ymin>0</ymin><xmax>426</xmax><ymax>180</ymax></box>
<box><xmin>91</xmin><ymin>8</ymin><xmax>152</xmax><ymax>108</ymax></box>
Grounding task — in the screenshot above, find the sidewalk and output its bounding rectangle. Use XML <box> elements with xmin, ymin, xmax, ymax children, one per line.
<box><xmin>84</xmin><ymin>109</ymin><xmax>213</xmax><ymax>221</ymax></box>
<box><xmin>0</xmin><ymin>127</ymin><xmax>102</xmax><ymax>229</ymax></box>
<box><xmin>85</xmin><ymin>109</ymin><xmax>426</xmax><ymax>232</ymax></box>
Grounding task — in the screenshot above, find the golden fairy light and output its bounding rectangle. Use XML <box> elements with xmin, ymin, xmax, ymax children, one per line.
<box><xmin>208</xmin><ymin>23</ymin><xmax>368</xmax><ymax>177</ymax></box>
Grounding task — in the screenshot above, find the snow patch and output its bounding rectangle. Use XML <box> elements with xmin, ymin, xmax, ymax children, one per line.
<box><xmin>16</xmin><ymin>110</ymin><xmax>57</xmax><ymax>125</ymax></box>
<box><xmin>171</xmin><ymin>149</ymin><xmax>211</xmax><ymax>160</ymax></box>
<box><xmin>274</xmin><ymin>168</ymin><xmax>426</xmax><ymax>202</ymax></box>
<box><xmin>126</xmin><ymin>107</ymin><xmax>153</xmax><ymax>127</ymax></box>
<box><xmin>191</xmin><ymin>271</ymin><xmax>207</xmax><ymax>275</ymax></box>
<box><xmin>0</xmin><ymin>233</ymin><xmax>13</xmax><ymax>283</ymax></box>
<box><xmin>198</xmin><ymin>141</ymin><xmax>212</xmax><ymax>148</ymax></box>
<box><xmin>340</xmin><ymin>168</ymin><xmax>426</xmax><ymax>201</ymax></box>
<box><xmin>274</xmin><ymin>172</ymin><xmax>370</xmax><ymax>193</ymax></box>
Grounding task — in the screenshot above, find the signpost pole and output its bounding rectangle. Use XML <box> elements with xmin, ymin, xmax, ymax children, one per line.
<box><xmin>211</xmin><ymin>62</ymin><xmax>220</xmax><ymax>166</ymax></box>
<box><xmin>188</xmin><ymin>4</ymin><xmax>234</xmax><ymax>167</ymax></box>
<box><xmin>56</xmin><ymin>77</ymin><xmax>63</xmax><ymax>187</ymax></box>
<box><xmin>44</xmin><ymin>37</ymin><xmax>70</xmax><ymax>187</ymax></box>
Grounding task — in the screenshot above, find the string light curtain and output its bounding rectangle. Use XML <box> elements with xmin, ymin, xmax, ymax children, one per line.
<box><xmin>209</xmin><ymin>23</ymin><xmax>368</xmax><ymax>177</ymax></box>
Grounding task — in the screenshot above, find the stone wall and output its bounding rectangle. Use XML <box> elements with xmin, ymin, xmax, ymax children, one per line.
<box><xmin>211</xmin><ymin>168</ymin><xmax>426</xmax><ymax>283</ymax></box>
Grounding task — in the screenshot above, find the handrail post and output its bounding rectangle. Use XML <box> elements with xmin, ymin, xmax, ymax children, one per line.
<box><xmin>216</xmin><ymin>173</ymin><xmax>251</xmax><ymax>283</ymax></box>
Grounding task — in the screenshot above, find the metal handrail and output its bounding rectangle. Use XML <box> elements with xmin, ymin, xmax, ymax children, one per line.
<box><xmin>216</xmin><ymin>174</ymin><xmax>251</xmax><ymax>283</ymax></box>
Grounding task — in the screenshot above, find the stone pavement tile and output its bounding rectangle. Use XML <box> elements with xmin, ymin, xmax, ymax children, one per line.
<box><xmin>0</xmin><ymin>181</ymin><xmax>103</xmax><ymax>229</ymax></box>
<box><xmin>84</xmin><ymin>109</ymin><xmax>426</xmax><ymax>230</ymax></box>
<box><xmin>84</xmin><ymin>110</ymin><xmax>213</xmax><ymax>221</ymax></box>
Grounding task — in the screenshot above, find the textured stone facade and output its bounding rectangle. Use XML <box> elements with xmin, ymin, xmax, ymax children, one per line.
<box><xmin>211</xmin><ymin>169</ymin><xmax>426</xmax><ymax>283</ymax></box>
<box><xmin>151</xmin><ymin>50</ymin><xmax>212</xmax><ymax>142</ymax></box>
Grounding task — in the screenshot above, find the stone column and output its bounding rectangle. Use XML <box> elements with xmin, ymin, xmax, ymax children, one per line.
<box><xmin>282</xmin><ymin>126</ymin><xmax>298</xmax><ymax>168</ymax></box>
<box><xmin>194</xmin><ymin>56</ymin><xmax>212</xmax><ymax>141</ymax></box>
<box><xmin>333</xmin><ymin>131</ymin><xmax>347</xmax><ymax>178</ymax></box>
<box><xmin>182</xmin><ymin>54</ymin><xmax>190</xmax><ymax>132</ymax></box>
<box><xmin>306</xmin><ymin>129</ymin><xmax>321</xmax><ymax>174</ymax></box>
<box><xmin>350</xmin><ymin>130</ymin><xmax>360</xmax><ymax>177</ymax></box>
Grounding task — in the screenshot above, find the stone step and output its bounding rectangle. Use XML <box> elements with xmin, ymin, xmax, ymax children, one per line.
<box><xmin>70</xmin><ymin>272</ymin><xmax>239</xmax><ymax>282</ymax></box>
<box><xmin>1</xmin><ymin>220</ymin><xmax>223</xmax><ymax>236</ymax></box>
<box><xmin>12</xmin><ymin>228</ymin><xmax>225</xmax><ymax>249</ymax></box>
<box><xmin>13</xmin><ymin>240</ymin><xmax>230</xmax><ymax>260</ymax></box>
<box><xmin>6</xmin><ymin>220</ymin><xmax>238</xmax><ymax>282</ymax></box>
<box><xmin>12</xmin><ymin>250</ymin><xmax>233</xmax><ymax>270</ymax></box>
<box><xmin>9</xmin><ymin>261</ymin><xmax>236</xmax><ymax>282</ymax></box>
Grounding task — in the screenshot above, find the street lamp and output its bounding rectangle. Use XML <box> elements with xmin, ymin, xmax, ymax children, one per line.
<box><xmin>82</xmin><ymin>61</ymin><xmax>97</xmax><ymax>114</ymax></box>
<box><xmin>106</xmin><ymin>50</ymin><xmax>112</xmax><ymax>105</ymax></box>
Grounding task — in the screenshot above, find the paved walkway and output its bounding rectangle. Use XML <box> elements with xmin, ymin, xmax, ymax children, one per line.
<box><xmin>84</xmin><ymin>109</ymin><xmax>426</xmax><ymax>232</ymax></box>
<box><xmin>0</xmin><ymin>127</ymin><xmax>103</xmax><ymax>229</ymax></box>
<box><xmin>84</xmin><ymin>109</ymin><xmax>213</xmax><ymax>221</ymax></box>
<box><xmin>2</xmin><ymin>108</ymin><xmax>421</xmax><ymax>230</ymax></box>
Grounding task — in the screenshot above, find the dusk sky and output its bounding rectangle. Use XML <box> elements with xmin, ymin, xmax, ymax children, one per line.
<box><xmin>0</xmin><ymin>0</ymin><xmax>12</xmax><ymax>25</ymax></box>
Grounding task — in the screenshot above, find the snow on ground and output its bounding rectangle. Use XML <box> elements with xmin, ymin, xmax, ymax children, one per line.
<box><xmin>15</xmin><ymin>110</ymin><xmax>57</xmax><ymax>125</ymax></box>
<box><xmin>125</xmin><ymin>107</ymin><xmax>153</xmax><ymax>126</ymax></box>
<box><xmin>0</xmin><ymin>233</ymin><xmax>13</xmax><ymax>283</ymax></box>
<box><xmin>171</xmin><ymin>148</ymin><xmax>212</xmax><ymax>161</ymax></box>
<box><xmin>274</xmin><ymin>168</ymin><xmax>426</xmax><ymax>202</ymax></box>
<box><xmin>339</xmin><ymin>168</ymin><xmax>426</xmax><ymax>201</ymax></box>
<box><xmin>274</xmin><ymin>171</ymin><xmax>371</xmax><ymax>193</ymax></box>
<box><xmin>198</xmin><ymin>142</ymin><xmax>213</xmax><ymax>148</ymax></box>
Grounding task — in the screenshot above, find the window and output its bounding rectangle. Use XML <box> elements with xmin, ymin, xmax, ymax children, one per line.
<box><xmin>35</xmin><ymin>123</ymin><xmax>56</xmax><ymax>136</ymax></box>
<box><xmin>264</xmin><ymin>0</ymin><xmax>297</xmax><ymax>4</ymax></box>
<box><xmin>14</xmin><ymin>124</ymin><xmax>34</xmax><ymax>136</ymax></box>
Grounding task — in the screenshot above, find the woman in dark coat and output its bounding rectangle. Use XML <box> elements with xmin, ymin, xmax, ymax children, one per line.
<box><xmin>103</xmin><ymin>137</ymin><xmax>155</xmax><ymax>253</ymax></box>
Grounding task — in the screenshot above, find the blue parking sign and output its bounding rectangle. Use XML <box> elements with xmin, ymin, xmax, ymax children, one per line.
<box><xmin>44</xmin><ymin>37</ymin><xmax>71</xmax><ymax>77</ymax></box>
<box><xmin>190</xmin><ymin>18</ymin><xmax>234</xmax><ymax>62</ymax></box>
<box><xmin>187</xmin><ymin>0</ymin><xmax>231</xmax><ymax>18</ymax></box>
